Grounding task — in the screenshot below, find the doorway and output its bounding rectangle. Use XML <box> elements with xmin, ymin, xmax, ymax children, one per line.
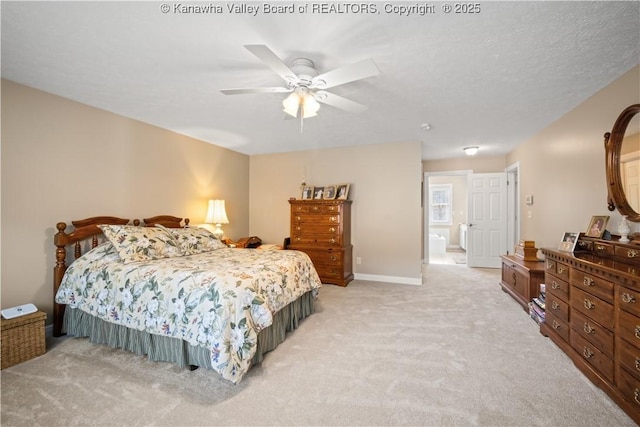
<box><xmin>424</xmin><ymin>170</ymin><xmax>470</xmax><ymax>265</ymax></box>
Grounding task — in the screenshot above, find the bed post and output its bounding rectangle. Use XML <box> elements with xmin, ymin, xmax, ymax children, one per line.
<box><xmin>53</xmin><ymin>222</ymin><xmax>68</xmax><ymax>337</ymax></box>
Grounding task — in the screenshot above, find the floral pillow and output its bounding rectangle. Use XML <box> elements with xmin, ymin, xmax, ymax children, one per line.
<box><xmin>99</xmin><ymin>224</ymin><xmax>183</xmax><ymax>264</ymax></box>
<box><xmin>162</xmin><ymin>226</ymin><xmax>227</xmax><ymax>255</ymax></box>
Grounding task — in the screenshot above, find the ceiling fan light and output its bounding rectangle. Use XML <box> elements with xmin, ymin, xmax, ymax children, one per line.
<box><xmin>283</xmin><ymin>93</ymin><xmax>301</xmax><ymax>117</ymax></box>
<box><xmin>304</xmin><ymin>94</ymin><xmax>320</xmax><ymax>114</ymax></box>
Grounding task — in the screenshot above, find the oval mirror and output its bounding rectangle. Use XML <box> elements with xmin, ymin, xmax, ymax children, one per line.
<box><xmin>606</xmin><ymin>104</ymin><xmax>640</xmax><ymax>222</ymax></box>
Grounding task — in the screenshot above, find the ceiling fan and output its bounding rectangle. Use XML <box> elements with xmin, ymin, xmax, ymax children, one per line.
<box><xmin>220</xmin><ymin>45</ymin><xmax>380</xmax><ymax>125</ymax></box>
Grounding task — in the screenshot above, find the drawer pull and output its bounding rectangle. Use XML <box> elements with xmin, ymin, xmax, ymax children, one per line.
<box><xmin>635</xmin><ymin>389</ymin><xmax>640</xmax><ymax>405</ymax></box>
<box><xmin>330</xmin><ymin>256</ymin><xmax>337</xmax><ymax>261</ymax></box>
<box><xmin>546</xmin><ymin>260</ymin><xmax>555</xmax><ymax>269</ymax></box>
<box><xmin>582</xmin><ymin>347</ymin><xmax>594</xmax><ymax>359</ymax></box>
<box><xmin>583</xmin><ymin>277</ymin><xmax>594</xmax><ymax>287</ymax></box>
<box><xmin>330</xmin><ymin>216</ymin><xmax>337</xmax><ymax>222</ymax></box>
<box><xmin>329</xmin><ymin>227</ymin><xmax>336</xmax><ymax>232</ymax></box>
<box><xmin>622</xmin><ymin>292</ymin><xmax>636</xmax><ymax>304</ymax></box>
<box><xmin>583</xmin><ymin>299</ymin><xmax>595</xmax><ymax>310</ymax></box>
<box><xmin>552</xmin><ymin>320</ymin><xmax>560</xmax><ymax>330</ymax></box>
<box><xmin>635</xmin><ymin>358</ymin><xmax>640</xmax><ymax>371</ymax></box>
<box><xmin>583</xmin><ymin>323</ymin><xmax>595</xmax><ymax>334</ymax></box>
<box><xmin>552</xmin><ymin>301</ymin><xmax>560</xmax><ymax>310</ymax></box>
<box><xmin>635</xmin><ymin>326</ymin><xmax>640</xmax><ymax>340</ymax></box>
<box><xmin>295</xmin><ymin>226</ymin><xmax>301</xmax><ymax>231</ymax></box>
<box><xmin>296</xmin><ymin>216</ymin><xmax>301</xmax><ymax>221</ymax></box>
<box><xmin>296</xmin><ymin>237</ymin><xmax>302</xmax><ymax>242</ymax></box>
<box><xmin>312</xmin><ymin>206</ymin><xmax>320</xmax><ymax>211</ymax></box>
<box><xmin>558</xmin><ymin>265</ymin><xmax>567</xmax><ymax>274</ymax></box>
<box><xmin>552</xmin><ymin>281</ymin><xmax>560</xmax><ymax>290</ymax></box>
<box><xmin>595</xmin><ymin>244</ymin><xmax>607</xmax><ymax>251</ymax></box>
<box><xmin>331</xmin><ymin>238</ymin><xmax>336</xmax><ymax>243</ymax></box>
<box><xmin>627</xmin><ymin>249</ymin><xmax>640</xmax><ymax>258</ymax></box>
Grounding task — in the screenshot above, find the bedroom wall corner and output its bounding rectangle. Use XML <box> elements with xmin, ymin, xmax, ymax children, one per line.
<box><xmin>1</xmin><ymin>79</ymin><xmax>251</xmax><ymax>323</ymax></box>
<box><xmin>249</xmin><ymin>141</ymin><xmax>423</xmax><ymax>283</ymax></box>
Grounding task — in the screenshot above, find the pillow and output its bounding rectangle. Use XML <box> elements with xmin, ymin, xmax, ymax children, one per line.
<box><xmin>161</xmin><ymin>226</ymin><xmax>227</xmax><ymax>255</ymax></box>
<box><xmin>99</xmin><ymin>224</ymin><xmax>183</xmax><ymax>264</ymax></box>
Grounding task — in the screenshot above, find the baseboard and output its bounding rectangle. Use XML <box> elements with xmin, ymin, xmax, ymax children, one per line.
<box><xmin>354</xmin><ymin>273</ymin><xmax>422</xmax><ymax>286</ymax></box>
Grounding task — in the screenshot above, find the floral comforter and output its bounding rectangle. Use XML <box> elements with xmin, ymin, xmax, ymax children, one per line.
<box><xmin>55</xmin><ymin>243</ymin><xmax>321</xmax><ymax>383</ymax></box>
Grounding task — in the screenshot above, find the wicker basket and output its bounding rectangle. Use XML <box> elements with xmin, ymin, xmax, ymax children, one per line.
<box><xmin>1</xmin><ymin>311</ymin><xmax>46</xmax><ymax>369</ymax></box>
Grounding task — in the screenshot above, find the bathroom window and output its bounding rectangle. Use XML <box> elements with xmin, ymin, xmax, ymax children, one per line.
<box><xmin>429</xmin><ymin>184</ymin><xmax>452</xmax><ymax>225</ymax></box>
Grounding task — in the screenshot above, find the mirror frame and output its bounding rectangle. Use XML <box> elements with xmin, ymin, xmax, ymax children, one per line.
<box><xmin>605</xmin><ymin>104</ymin><xmax>640</xmax><ymax>222</ymax></box>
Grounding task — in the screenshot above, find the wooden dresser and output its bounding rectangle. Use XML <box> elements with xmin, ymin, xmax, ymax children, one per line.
<box><xmin>500</xmin><ymin>254</ymin><xmax>545</xmax><ymax>311</ymax></box>
<box><xmin>541</xmin><ymin>236</ymin><xmax>640</xmax><ymax>424</ymax></box>
<box><xmin>288</xmin><ymin>199</ymin><xmax>353</xmax><ymax>286</ymax></box>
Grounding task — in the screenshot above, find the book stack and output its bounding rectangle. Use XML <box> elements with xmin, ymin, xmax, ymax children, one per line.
<box><xmin>529</xmin><ymin>283</ymin><xmax>546</xmax><ymax>325</ymax></box>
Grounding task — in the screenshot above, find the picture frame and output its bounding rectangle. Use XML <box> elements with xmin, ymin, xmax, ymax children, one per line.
<box><xmin>585</xmin><ymin>215</ymin><xmax>609</xmax><ymax>238</ymax></box>
<box><xmin>323</xmin><ymin>185</ymin><xmax>337</xmax><ymax>200</ymax></box>
<box><xmin>300</xmin><ymin>185</ymin><xmax>314</xmax><ymax>200</ymax></box>
<box><xmin>558</xmin><ymin>232</ymin><xmax>579</xmax><ymax>252</ymax></box>
<box><xmin>336</xmin><ymin>184</ymin><xmax>350</xmax><ymax>200</ymax></box>
<box><xmin>313</xmin><ymin>187</ymin><xmax>325</xmax><ymax>200</ymax></box>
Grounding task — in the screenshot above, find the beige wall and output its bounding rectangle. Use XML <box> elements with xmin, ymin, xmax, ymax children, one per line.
<box><xmin>250</xmin><ymin>141</ymin><xmax>424</xmax><ymax>282</ymax></box>
<box><xmin>423</xmin><ymin>155</ymin><xmax>507</xmax><ymax>174</ymax></box>
<box><xmin>508</xmin><ymin>65</ymin><xmax>640</xmax><ymax>249</ymax></box>
<box><xmin>1</xmin><ymin>80</ymin><xmax>250</xmax><ymax>321</ymax></box>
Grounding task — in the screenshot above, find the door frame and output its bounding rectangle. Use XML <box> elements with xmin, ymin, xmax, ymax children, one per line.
<box><xmin>506</xmin><ymin>161</ymin><xmax>520</xmax><ymax>255</ymax></box>
<box><xmin>423</xmin><ymin>170</ymin><xmax>472</xmax><ymax>264</ymax></box>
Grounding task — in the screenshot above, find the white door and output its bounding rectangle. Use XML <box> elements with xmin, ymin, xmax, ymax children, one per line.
<box><xmin>467</xmin><ymin>173</ymin><xmax>507</xmax><ymax>268</ymax></box>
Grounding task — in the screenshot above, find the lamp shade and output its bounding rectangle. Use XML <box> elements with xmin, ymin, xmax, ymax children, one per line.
<box><xmin>205</xmin><ymin>199</ymin><xmax>229</xmax><ymax>225</ymax></box>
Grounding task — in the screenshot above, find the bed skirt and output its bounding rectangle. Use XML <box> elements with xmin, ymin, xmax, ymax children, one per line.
<box><xmin>62</xmin><ymin>290</ymin><xmax>315</xmax><ymax>371</ymax></box>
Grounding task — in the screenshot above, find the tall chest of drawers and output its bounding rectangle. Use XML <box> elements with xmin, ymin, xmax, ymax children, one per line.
<box><xmin>289</xmin><ymin>199</ymin><xmax>353</xmax><ymax>286</ymax></box>
<box><xmin>541</xmin><ymin>237</ymin><xmax>640</xmax><ymax>424</ymax></box>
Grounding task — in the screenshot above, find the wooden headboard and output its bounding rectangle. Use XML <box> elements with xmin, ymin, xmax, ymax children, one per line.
<box><xmin>52</xmin><ymin>215</ymin><xmax>188</xmax><ymax>337</ymax></box>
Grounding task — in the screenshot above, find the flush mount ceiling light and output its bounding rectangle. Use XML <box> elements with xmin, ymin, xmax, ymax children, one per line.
<box><xmin>220</xmin><ymin>45</ymin><xmax>380</xmax><ymax>132</ymax></box>
<box><xmin>463</xmin><ymin>146</ymin><xmax>479</xmax><ymax>156</ymax></box>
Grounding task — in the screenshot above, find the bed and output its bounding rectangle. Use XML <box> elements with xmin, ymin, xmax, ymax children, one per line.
<box><xmin>53</xmin><ymin>215</ymin><xmax>322</xmax><ymax>383</ymax></box>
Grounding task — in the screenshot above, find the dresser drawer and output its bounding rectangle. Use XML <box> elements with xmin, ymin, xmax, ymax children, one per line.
<box><xmin>618</xmin><ymin>309</ymin><xmax>640</xmax><ymax>350</ymax></box>
<box><xmin>619</xmin><ymin>286</ymin><xmax>640</xmax><ymax>317</ymax></box>
<box><xmin>570</xmin><ymin>331</ymin><xmax>614</xmax><ymax>382</ymax></box>
<box><xmin>571</xmin><ymin>286</ymin><xmax>614</xmax><ymax>330</ymax></box>
<box><xmin>546</xmin><ymin>292</ymin><xmax>569</xmax><ymax>322</ymax></box>
<box><xmin>571</xmin><ymin>270</ymin><xmax>614</xmax><ymax>303</ymax></box>
<box><xmin>570</xmin><ymin>309</ymin><xmax>614</xmax><ymax>357</ymax></box>
<box><xmin>592</xmin><ymin>241</ymin><xmax>615</xmax><ymax>257</ymax></box>
<box><xmin>546</xmin><ymin>274</ymin><xmax>570</xmax><ymax>301</ymax></box>
<box><xmin>292</xmin><ymin>223</ymin><xmax>341</xmax><ymax>235</ymax></box>
<box><xmin>292</xmin><ymin>213</ymin><xmax>341</xmax><ymax>225</ymax></box>
<box><xmin>290</xmin><ymin>234</ymin><xmax>343</xmax><ymax>246</ymax></box>
<box><xmin>617</xmin><ymin>366</ymin><xmax>640</xmax><ymax>410</ymax></box>
<box><xmin>546</xmin><ymin>259</ymin><xmax>570</xmax><ymax>280</ymax></box>
<box><xmin>545</xmin><ymin>311</ymin><xmax>570</xmax><ymax>343</ymax></box>
<box><xmin>618</xmin><ymin>337</ymin><xmax>640</xmax><ymax>381</ymax></box>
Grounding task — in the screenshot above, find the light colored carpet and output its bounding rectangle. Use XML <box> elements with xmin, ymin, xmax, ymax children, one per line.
<box><xmin>1</xmin><ymin>264</ymin><xmax>636</xmax><ymax>426</ymax></box>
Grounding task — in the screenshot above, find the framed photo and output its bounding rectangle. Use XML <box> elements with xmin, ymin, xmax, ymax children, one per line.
<box><xmin>323</xmin><ymin>185</ymin><xmax>337</xmax><ymax>200</ymax></box>
<box><xmin>585</xmin><ymin>215</ymin><xmax>609</xmax><ymax>238</ymax></box>
<box><xmin>313</xmin><ymin>187</ymin><xmax>325</xmax><ymax>200</ymax></box>
<box><xmin>300</xmin><ymin>185</ymin><xmax>314</xmax><ymax>200</ymax></box>
<box><xmin>559</xmin><ymin>232</ymin><xmax>579</xmax><ymax>252</ymax></box>
<box><xmin>336</xmin><ymin>184</ymin><xmax>350</xmax><ymax>200</ymax></box>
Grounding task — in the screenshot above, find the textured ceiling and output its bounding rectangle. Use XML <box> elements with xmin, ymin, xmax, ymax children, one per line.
<box><xmin>2</xmin><ymin>1</ymin><xmax>639</xmax><ymax>160</ymax></box>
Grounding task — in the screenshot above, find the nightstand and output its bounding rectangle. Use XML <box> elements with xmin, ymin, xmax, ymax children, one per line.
<box><xmin>1</xmin><ymin>311</ymin><xmax>47</xmax><ymax>369</ymax></box>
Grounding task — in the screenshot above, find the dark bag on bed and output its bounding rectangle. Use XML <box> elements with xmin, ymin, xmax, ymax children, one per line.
<box><xmin>236</xmin><ymin>236</ymin><xmax>262</xmax><ymax>248</ymax></box>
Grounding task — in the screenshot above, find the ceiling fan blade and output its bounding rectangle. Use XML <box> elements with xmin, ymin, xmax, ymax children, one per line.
<box><xmin>315</xmin><ymin>91</ymin><xmax>368</xmax><ymax>113</ymax></box>
<box><xmin>244</xmin><ymin>44</ymin><xmax>298</xmax><ymax>85</ymax></box>
<box><xmin>220</xmin><ymin>87</ymin><xmax>292</xmax><ymax>95</ymax></box>
<box><xmin>311</xmin><ymin>59</ymin><xmax>379</xmax><ymax>90</ymax></box>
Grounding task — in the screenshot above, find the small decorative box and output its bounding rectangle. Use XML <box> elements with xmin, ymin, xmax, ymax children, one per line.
<box><xmin>515</xmin><ymin>240</ymin><xmax>539</xmax><ymax>261</ymax></box>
